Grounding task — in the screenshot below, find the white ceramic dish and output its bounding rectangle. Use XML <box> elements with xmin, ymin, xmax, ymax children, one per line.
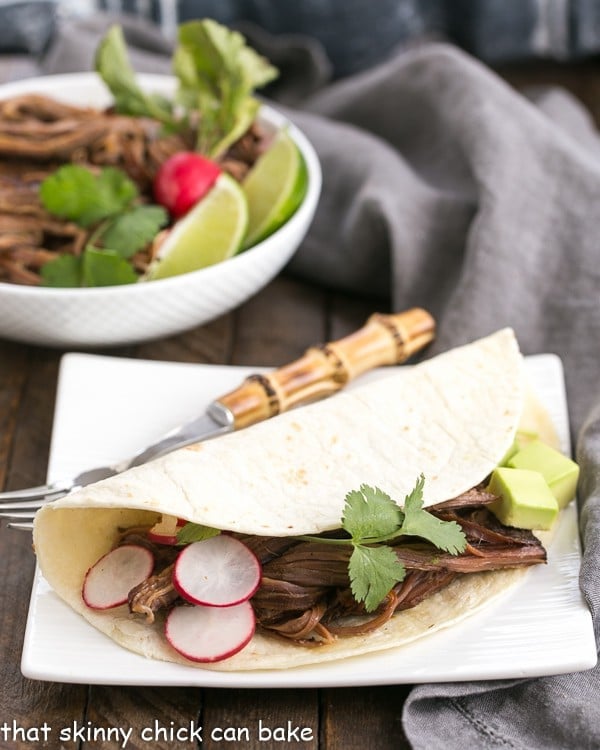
<box><xmin>0</xmin><ymin>73</ymin><xmax>321</xmax><ymax>348</ymax></box>
<box><xmin>21</xmin><ymin>353</ymin><xmax>596</xmax><ymax>686</ymax></box>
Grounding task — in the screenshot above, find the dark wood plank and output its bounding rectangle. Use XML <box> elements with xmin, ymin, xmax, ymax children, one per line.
<box><xmin>202</xmin><ymin>689</ymin><xmax>319</xmax><ymax>750</ymax></box>
<box><xmin>497</xmin><ymin>59</ymin><xmax>600</xmax><ymax>126</ymax></box>
<box><xmin>0</xmin><ymin>344</ymin><xmax>87</xmax><ymax>748</ymax></box>
<box><xmin>4</xmin><ymin>347</ymin><xmax>59</xmax><ymax>489</ymax></box>
<box><xmin>230</xmin><ymin>276</ymin><xmax>328</xmax><ymax>366</ymax></box>
<box><xmin>321</xmin><ymin>686</ymin><xmax>412</xmax><ymax>750</ymax></box>
<box><xmin>328</xmin><ymin>294</ymin><xmax>387</xmax><ymax>340</ymax></box>
<box><xmin>0</xmin><ymin>341</ymin><xmax>28</xmax><ymax>490</ymax></box>
<box><xmin>85</xmin><ymin>686</ymin><xmax>203</xmax><ymax>750</ymax></box>
<box><xmin>134</xmin><ymin>313</ymin><xmax>234</xmax><ymax>364</ymax></box>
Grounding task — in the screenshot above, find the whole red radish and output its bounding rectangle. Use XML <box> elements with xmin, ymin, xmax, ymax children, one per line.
<box><xmin>154</xmin><ymin>152</ymin><xmax>221</xmax><ymax>218</ymax></box>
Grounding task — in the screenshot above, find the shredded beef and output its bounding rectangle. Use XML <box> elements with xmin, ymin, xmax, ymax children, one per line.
<box><xmin>128</xmin><ymin>564</ymin><xmax>179</xmax><ymax>623</ymax></box>
<box><xmin>125</xmin><ymin>490</ymin><xmax>548</xmax><ymax>645</ymax></box>
<box><xmin>0</xmin><ymin>94</ymin><xmax>267</xmax><ymax>285</ymax></box>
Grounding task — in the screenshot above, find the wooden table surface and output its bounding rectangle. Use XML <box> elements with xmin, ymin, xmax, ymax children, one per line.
<box><xmin>0</xmin><ymin>276</ymin><xmax>415</xmax><ymax>750</ymax></box>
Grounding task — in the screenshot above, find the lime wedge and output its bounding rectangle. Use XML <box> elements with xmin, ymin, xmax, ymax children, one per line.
<box><xmin>242</xmin><ymin>129</ymin><xmax>308</xmax><ymax>249</ymax></box>
<box><xmin>148</xmin><ymin>174</ymin><xmax>248</xmax><ymax>280</ymax></box>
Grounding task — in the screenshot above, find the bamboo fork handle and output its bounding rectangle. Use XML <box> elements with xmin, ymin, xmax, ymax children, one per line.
<box><xmin>216</xmin><ymin>308</ymin><xmax>435</xmax><ymax>429</ymax></box>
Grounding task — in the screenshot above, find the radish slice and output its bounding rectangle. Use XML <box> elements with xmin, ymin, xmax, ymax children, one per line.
<box><xmin>148</xmin><ymin>514</ymin><xmax>181</xmax><ymax>545</ymax></box>
<box><xmin>173</xmin><ymin>535</ymin><xmax>261</xmax><ymax>607</ymax></box>
<box><xmin>165</xmin><ymin>601</ymin><xmax>255</xmax><ymax>663</ymax></box>
<box><xmin>82</xmin><ymin>544</ymin><xmax>154</xmax><ymax>610</ymax></box>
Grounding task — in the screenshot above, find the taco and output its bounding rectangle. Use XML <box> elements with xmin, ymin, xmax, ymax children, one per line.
<box><xmin>33</xmin><ymin>329</ymin><xmax>558</xmax><ymax>670</ymax></box>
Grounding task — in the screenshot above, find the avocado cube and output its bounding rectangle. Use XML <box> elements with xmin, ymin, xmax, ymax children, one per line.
<box><xmin>507</xmin><ymin>439</ymin><xmax>579</xmax><ymax>509</ymax></box>
<box><xmin>487</xmin><ymin>467</ymin><xmax>559</xmax><ymax>530</ymax></box>
<box><xmin>499</xmin><ymin>437</ymin><xmax>520</xmax><ymax>466</ymax></box>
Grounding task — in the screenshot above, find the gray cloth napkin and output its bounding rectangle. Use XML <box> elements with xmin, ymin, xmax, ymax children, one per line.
<box><xmin>29</xmin><ymin>14</ymin><xmax>600</xmax><ymax>749</ymax></box>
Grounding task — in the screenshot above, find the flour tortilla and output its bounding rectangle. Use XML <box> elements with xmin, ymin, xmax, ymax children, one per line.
<box><xmin>34</xmin><ymin>329</ymin><xmax>546</xmax><ymax>671</ymax></box>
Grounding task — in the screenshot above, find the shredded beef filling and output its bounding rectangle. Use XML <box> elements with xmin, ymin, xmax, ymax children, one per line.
<box><xmin>0</xmin><ymin>95</ymin><xmax>267</xmax><ymax>285</ymax></box>
<box><xmin>125</xmin><ymin>486</ymin><xmax>547</xmax><ymax>645</ymax></box>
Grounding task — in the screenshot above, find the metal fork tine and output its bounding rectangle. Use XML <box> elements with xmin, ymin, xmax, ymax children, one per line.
<box><xmin>7</xmin><ymin>521</ymin><xmax>34</xmax><ymax>532</ymax></box>
<box><xmin>0</xmin><ymin>497</ymin><xmax>62</xmax><ymax>512</ymax></box>
<box><xmin>0</xmin><ymin>483</ymin><xmax>71</xmax><ymax>502</ymax></box>
<box><xmin>0</xmin><ymin>510</ymin><xmax>37</xmax><ymax>520</ymax></box>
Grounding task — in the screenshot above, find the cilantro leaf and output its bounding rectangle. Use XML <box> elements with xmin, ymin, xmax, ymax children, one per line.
<box><xmin>40</xmin><ymin>254</ymin><xmax>82</xmax><ymax>287</ymax></box>
<box><xmin>176</xmin><ymin>523</ymin><xmax>221</xmax><ymax>546</ymax></box>
<box><xmin>39</xmin><ymin>164</ymin><xmax>167</xmax><ymax>286</ymax></box>
<box><xmin>40</xmin><ymin>247</ymin><xmax>138</xmax><ymax>288</ymax></box>
<box><xmin>40</xmin><ymin>165</ymin><xmax>138</xmax><ymax>227</ymax></box>
<box><xmin>101</xmin><ymin>205</ymin><xmax>168</xmax><ymax>258</ymax></box>
<box><xmin>81</xmin><ymin>247</ymin><xmax>139</xmax><ymax>287</ymax></box>
<box><xmin>400</xmin><ymin>474</ymin><xmax>467</xmax><ymax>554</ymax></box>
<box><xmin>95</xmin><ymin>25</ymin><xmax>175</xmax><ymax>125</ymax></box>
<box><xmin>342</xmin><ymin>485</ymin><xmax>403</xmax><ymax>541</ymax></box>
<box><xmin>349</xmin><ymin>545</ymin><xmax>405</xmax><ymax>613</ymax></box>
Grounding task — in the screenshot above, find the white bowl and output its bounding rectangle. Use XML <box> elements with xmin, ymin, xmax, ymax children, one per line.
<box><xmin>0</xmin><ymin>73</ymin><xmax>321</xmax><ymax>348</ymax></box>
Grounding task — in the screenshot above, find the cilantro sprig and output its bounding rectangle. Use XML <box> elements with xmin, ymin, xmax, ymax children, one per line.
<box><xmin>301</xmin><ymin>476</ymin><xmax>467</xmax><ymax>612</ymax></box>
<box><xmin>39</xmin><ymin>164</ymin><xmax>167</xmax><ymax>288</ymax></box>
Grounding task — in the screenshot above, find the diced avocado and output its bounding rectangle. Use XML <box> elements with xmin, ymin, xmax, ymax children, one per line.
<box><xmin>500</xmin><ymin>437</ymin><xmax>520</xmax><ymax>466</ymax></box>
<box><xmin>507</xmin><ymin>439</ymin><xmax>579</xmax><ymax>509</ymax></box>
<box><xmin>487</xmin><ymin>467</ymin><xmax>559</xmax><ymax>530</ymax></box>
<box><xmin>515</xmin><ymin>429</ymin><xmax>538</xmax><ymax>446</ymax></box>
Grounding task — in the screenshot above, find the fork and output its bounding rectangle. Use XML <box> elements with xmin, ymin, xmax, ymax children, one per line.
<box><xmin>1</xmin><ymin>308</ymin><xmax>435</xmax><ymax>530</ymax></box>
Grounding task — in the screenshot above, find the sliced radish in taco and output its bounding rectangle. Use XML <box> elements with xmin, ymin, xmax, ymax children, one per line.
<box><xmin>166</xmin><ymin>601</ymin><xmax>255</xmax><ymax>663</ymax></box>
<box><xmin>82</xmin><ymin>544</ymin><xmax>154</xmax><ymax>610</ymax></box>
<box><xmin>173</xmin><ymin>535</ymin><xmax>261</xmax><ymax>607</ymax></box>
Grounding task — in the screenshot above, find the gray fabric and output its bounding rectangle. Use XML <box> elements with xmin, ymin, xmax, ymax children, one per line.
<box><xmin>25</xmin><ymin>15</ymin><xmax>600</xmax><ymax>749</ymax></box>
<box><xmin>96</xmin><ymin>0</ymin><xmax>600</xmax><ymax>69</ymax></box>
<box><xmin>0</xmin><ymin>1</ymin><xmax>57</xmax><ymax>54</ymax></box>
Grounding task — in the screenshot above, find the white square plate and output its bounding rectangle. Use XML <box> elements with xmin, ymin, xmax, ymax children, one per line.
<box><xmin>21</xmin><ymin>354</ymin><xmax>597</xmax><ymax>686</ymax></box>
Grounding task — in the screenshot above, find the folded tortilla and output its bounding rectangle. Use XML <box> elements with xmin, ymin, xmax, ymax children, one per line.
<box><xmin>34</xmin><ymin>329</ymin><xmax>551</xmax><ymax>670</ymax></box>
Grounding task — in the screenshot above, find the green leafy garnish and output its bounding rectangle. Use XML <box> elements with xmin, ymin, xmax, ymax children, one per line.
<box><xmin>174</xmin><ymin>19</ymin><xmax>278</xmax><ymax>156</ymax></box>
<box><xmin>101</xmin><ymin>205</ymin><xmax>168</xmax><ymax>258</ymax></box>
<box><xmin>95</xmin><ymin>19</ymin><xmax>278</xmax><ymax>158</ymax></box>
<box><xmin>39</xmin><ymin>164</ymin><xmax>137</xmax><ymax>227</ymax></box>
<box><xmin>94</xmin><ymin>25</ymin><xmax>176</xmax><ymax>126</ymax></box>
<box><xmin>81</xmin><ymin>247</ymin><xmax>139</xmax><ymax>286</ymax></box>
<box><xmin>41</xmin><ymin>247</ymin><xmax>138</xmax><ymax>288</ymax></box>
<box><xmin>400</xmin><ymin>476</ymin><xmax>467</xmax><ymax>555</ymax></box>
<box><xmin>176</xmin><ymin>522</ymin><xmax>221</xmax><ymax>545</ymax></box>
<box><xmin>301</xmin><ymin>477</ymin><xmax>467</xmax><ymax>612</ymax></box>
<box><xmin>342</xmin><ymin>485</ymin><xmax>403</xmax><ymax>540</ymax></box>
<box><xmin>348</xmin><ymin>544</ymin><xmax>406</xmax><ymax>614</ymax></box>
<box><xmin>39</xmin><ymin>165</ymin><xmax>167</xmax><ymax>288</ymax></box>
<box><xmin>39</xmin><ymin>254</ymin><xmax>81</xmax><ymax>288</ymax></box>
